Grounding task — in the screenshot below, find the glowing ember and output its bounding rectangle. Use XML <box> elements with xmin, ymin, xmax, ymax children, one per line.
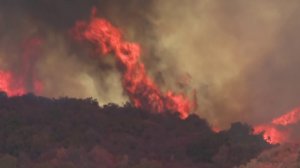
<box><xmin>254</xmin><ymin>107</ymin><xmax>300</xmax><ymax>144</ymax></box>
<box><xmin>0</xmin><ymin>38</ymin><xmax>44</xmax><ymax>96</ymax></box>
<box><xmin>72</xmin><ymin>8</ymin><xmax>191</xmax><ymax>119</ymax></box>
<box><xmin>211</xmin><ymin>126</ymin><xmax>221</xmax><ymax>133</ymax></box>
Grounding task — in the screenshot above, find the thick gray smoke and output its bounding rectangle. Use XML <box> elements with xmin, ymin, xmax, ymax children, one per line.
<box><xmin>152</xmin><ymin>0</ymin><xmax>300</xmax><ymax>128</ymax></box>
<box><xmin>1</xmin><ymin>0</ymin><xmax>300</xmax><ymax>129</ymax></box>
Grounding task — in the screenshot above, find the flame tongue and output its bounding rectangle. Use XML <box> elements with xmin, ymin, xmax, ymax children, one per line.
<box><xmin>73</xmin><ymin>10</ymin><xmax>191</xmax><ymax>119</ymax></box>
<box><xmin>254</xmin><ymin>107</ymin><xmax>300</xmax><ymax>144</ymax></box>
<box><xmin>272</xmin><ymin>108</ymin><xmax>300</xmax><ymax>126</ymax></box>
<box><xmin>0</xmin><ymin>38</ymin><xmax>44</xmax><ymax>96</ymax></box>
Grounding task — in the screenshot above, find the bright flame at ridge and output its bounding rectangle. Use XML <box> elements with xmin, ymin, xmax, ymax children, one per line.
<box><xmin>0</xmin><ymin>38</ymin><xmax>44</xmax><ymax>96</ymax></box>
<box><xmin>72</xmin><ymin>8</ymin><xmax>192</xmax><ymax>119</ymax></box>
<box><xmin>254</xmin><ymin>107</ymin><xmax>300</xmax><ymax>144</ymax></box>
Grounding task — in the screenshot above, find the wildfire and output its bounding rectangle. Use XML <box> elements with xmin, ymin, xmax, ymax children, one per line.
<box><xmin>254</xmin><ymin>107</ymin><xmax>300</xmax><ymax>144</ymax></box>
<box><xmin>0</xmin><ymin>38</ymin><xmax>44</xmax><ymax>96</ymax></box>
<box><xmin>72</xmin><ymin>8</ymin><xmax>191</xmax><ymax>119</ymax></box>
<box><xmin>0</xmin><ymin>70</ymin><xmax>26</xmax><ymax>96</ymax></box>
<box><xmin>272</xmin><ymin>108</ymin><xmax>300</xmax><ymax>126</ymax></box>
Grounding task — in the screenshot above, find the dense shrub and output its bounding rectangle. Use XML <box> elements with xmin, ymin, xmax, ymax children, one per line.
<box><xmin>0</xmin><ymin>92</ymin><xmax>272</xmax><ymax>168</ymax></box>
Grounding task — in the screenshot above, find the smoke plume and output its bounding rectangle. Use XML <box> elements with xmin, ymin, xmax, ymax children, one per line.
<box><xmin>152</xmin><ymin>0</ymin><xmax>300</xmax><ymax>128</ymax></box>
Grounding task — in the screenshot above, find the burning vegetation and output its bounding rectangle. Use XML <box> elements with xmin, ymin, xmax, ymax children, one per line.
<box><xmin>1</xmin><ymin>1</ymin><xmax>300</xmax><ymax>167</ymax></box>
<box><xmin>0</xmin><ymin>38</ymin><xmax>43</xmax><ymax>96</ymax></box>
<box><xmin>254</xmin><ymin>107</ymin><xmax>300</xmax><ymax>144</ymax></box>
<box><xmin>71</xmin><ymin>8</ymin><xmax>191</xmax><ymax>119</ymax></box>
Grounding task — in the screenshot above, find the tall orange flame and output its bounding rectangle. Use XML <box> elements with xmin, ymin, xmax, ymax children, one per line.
<box><xmin>72</xmin><ymin>8</ymin><xmax>191</xmax><ymax>119</ymax></box>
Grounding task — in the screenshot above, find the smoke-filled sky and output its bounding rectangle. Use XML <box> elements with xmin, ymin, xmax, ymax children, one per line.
<box><xmin>1</xmin><ymin>0</ymin><xmax>300</xmax><ymax>128</ymax></box>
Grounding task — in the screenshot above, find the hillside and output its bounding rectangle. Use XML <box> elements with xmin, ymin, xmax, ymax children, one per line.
<box><xmin>0</xmin><ymin>92</ymin><xmax>271</xmax><ymax>168</ymax></box>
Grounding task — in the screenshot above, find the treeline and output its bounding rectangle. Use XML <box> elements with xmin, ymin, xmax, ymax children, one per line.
<box><xmin>0</xmin><ymin>92</ymin><xmax>272</xmax><ymax>168</ymax></box>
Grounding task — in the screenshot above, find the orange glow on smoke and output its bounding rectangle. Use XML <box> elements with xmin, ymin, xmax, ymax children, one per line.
<box><xmin>211</xmin><ymin>126</ymin><xmax>221</xmax><ymax>133</ymax></box>
<box><xmin>72</xmin><ymin>8</ymin><xmax>191</xmax><ymax>119</ymax></box>
<box><xmin>254</xmin><ymin>107</ymin><xmax>300</xmax><ymax>144</ymax></box>
<box><xmin>0</xmin><ymin>38</ymin><xmax>44</xmax><ymax>96</ymax></box>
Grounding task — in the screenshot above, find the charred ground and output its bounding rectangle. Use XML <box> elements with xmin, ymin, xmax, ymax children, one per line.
<box><xmin>0</xmin><ymin>92</ymin><xmax>271</xmax><ymax>168</ymax></box>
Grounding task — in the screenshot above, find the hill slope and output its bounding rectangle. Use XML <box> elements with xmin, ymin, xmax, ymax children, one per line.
<box><xmin>0</xmin><ymin>92</ymin><xmax>271</xmax><ymax>168</ymax></box>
